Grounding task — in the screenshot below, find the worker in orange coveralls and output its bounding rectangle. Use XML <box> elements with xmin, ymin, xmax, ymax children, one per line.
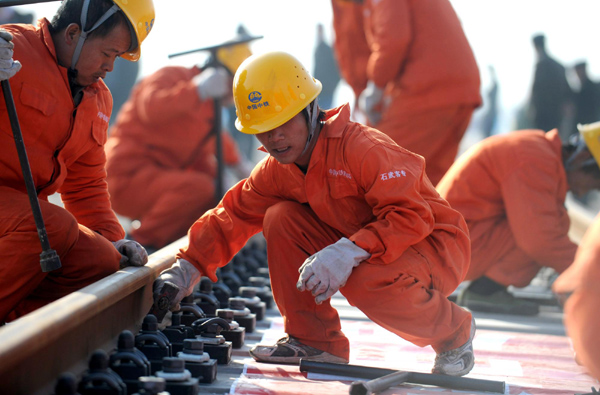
<box><xmin>0</xmin><ymin>0</ymin><xmax>155</xmax><ymax>324</ymax></box>
<box><xmin>153</xmin><ymin>51</ymin><xmax>476</xmax><ymax>376</ymax></box>
<box><xmin>437</xmin><ymin>123</ymin><xmax>600</xmax><ymax>316</ymax></box>
<box><xmin>331</xmin><ymin>0</ymin><xmax>482</xmax><ymax>185</ymax></box>
<box><xmin>553</xmin><ymin>209</ymin><xmax>600</xmax><ymax>381</ymax></box>
<box><xmin>105</xmin><ymin>36</ymin><xmax>258</xmax><ymax>252</ymax></box>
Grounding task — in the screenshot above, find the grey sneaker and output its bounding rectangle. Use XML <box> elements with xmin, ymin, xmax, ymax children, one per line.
<box><xmin>249</xmin><ymin>336</ymin><xmax>349</xmax><ymax>365</ymax></box>
<box><xmin>457</xmin><ymin>287</ymin><xmax>539</xmax><ymax>316</ymax></box>
<box><xmin>432</xmin><ymin>317</ymin><xmax>476</xmax><ymax>376</ymax></box>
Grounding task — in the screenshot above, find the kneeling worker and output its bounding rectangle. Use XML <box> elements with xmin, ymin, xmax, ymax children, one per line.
<box><xmin>437</xmin><ymin>124</ymin><xmax>600</xmax><ymax>315</ymax></box>
<box><xmin>153</xmin><ymin>51</ymin><xmax>475</xmax><ymax>376</ymax></box>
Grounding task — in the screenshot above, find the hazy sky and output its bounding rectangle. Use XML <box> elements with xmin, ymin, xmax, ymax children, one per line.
<box><xmin>13</xmin><ymin>0</ymin><xmax>600</xmax><ymax>134</ymax></box>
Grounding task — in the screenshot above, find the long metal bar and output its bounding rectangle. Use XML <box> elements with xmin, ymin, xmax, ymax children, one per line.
<box><xmin>349</xmin><ymin>370</ymin><xmax>410</xmax><ymax>395</ymax></box>
<box><xmin>300</xmin><ymin>360</ymin><xmax>506</xmax><ymax>394</ymax></box>
<box><xmin>2</xmin><ymin>79</ymin><xmax>61</xmax><ymax>272</ymax></box>
<box><xmin>0</xmin><ymin>0</ymin><xmax>59</xmax><ymax>7</ymax></box>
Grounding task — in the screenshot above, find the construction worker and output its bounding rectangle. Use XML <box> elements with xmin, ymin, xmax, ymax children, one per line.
<box><xmin>105</xmin><ymin>35</ymin><xmax>257</xmax><ymax>252</ymax></box>
<box><xmin>437</xmin><ymin>124</ymin><xmax>600</xmax><ymax>315</ymax></box>
<box><xmin>553</xmin><ymin>209</ymin><xmax>600</xmax><ymax>381</ymax></box>
<box><xmin>154</xmin><ymin>51</ymin><xmax>476</xmax><ymax>376</ymax></box>
<box><xmin>0</xmin><ymin>0</ymin><xmax>154</xmax><ymax>324</ymax></box>
<box><xmin>331</xmin><ymin>0</ymin><xmax>481</xmax><ymax>185</ymax></box>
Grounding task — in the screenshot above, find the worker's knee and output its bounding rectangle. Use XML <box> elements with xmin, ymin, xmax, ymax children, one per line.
<box><xmin>263</xmin><ymin>201</ymin><xmax>307</xmax><ymax>238</ymax></box>
<box><xmin>39</xmin><ymin>203</ymin><xmax>80</xmax><ymax>256</ymax></box>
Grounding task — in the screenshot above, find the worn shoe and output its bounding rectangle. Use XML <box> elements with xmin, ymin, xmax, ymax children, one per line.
<box><xmin>249</xmin><ymin>336</ymin><xmax>349</xmax><ymax>365</ymax></box>
<box><xmin>457</xmin><ymin>287</ymin><xmax>539</xmax><ymax>316</ymax></box>
<box><xmin>432</xmin><ymin>317</ymin><xmax>476</xmax><ymax>376</ymax></box>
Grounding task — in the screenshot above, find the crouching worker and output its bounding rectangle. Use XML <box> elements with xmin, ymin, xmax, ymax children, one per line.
<box><xmin>153</xmin><ymin>51</ymin><xmax>475</xmax><ymax>376</ymax></box>
<box><xmin>0</xmin><ymin>0</ymin><xmax>154</xmax><ymax>324</ymax></box>
<box><xmin>437</xmin><ymin>123</ymin><xmax>600</xmax><ymax>316</ymax></box>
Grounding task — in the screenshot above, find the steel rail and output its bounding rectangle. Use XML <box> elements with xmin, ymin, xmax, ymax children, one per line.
<box><xmin>0</xmin><ymin>238</ymin><xmax>186</xmax><ymax>395</ymax></box>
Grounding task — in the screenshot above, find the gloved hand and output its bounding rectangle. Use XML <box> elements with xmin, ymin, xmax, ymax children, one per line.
<box><xmin>112</xmin><ymin>239</ymin><xmax>148</xmax><ymax>268</ymax></box>
<box><xmin>153</xmin><ymin>258</ymin><xmax>201</xmax><ymax>311</ymax></box>
<box><xmin>193</xmin><ymin>67</ymin><xmax>230</xmax><ymax>100</ymax></box>
<box><xmin>358</xmin><ymin>80</ymin><xmax>385</xmax><ymax>125</ymax></box>
<box><xmin>297</xmin><ymin>237</ymin><xmax>371</xmax><ymax>304</ymax></box>
<box><xmin>0</xmin><ymin>29</ymin><xmax>22</xmax><ymax>81</ymax></box>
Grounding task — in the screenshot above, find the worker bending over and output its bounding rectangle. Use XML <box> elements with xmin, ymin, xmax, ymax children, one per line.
<box><xmin>331</xmin><ymin>0</ymin><xmax>481</xmax><ymax>185</ymax></box>
<box><xmin>437</xmin><ymin>124</ymin><xmax>600</xmax><ymax>315</ymax></box>
<box><xmin>0</xmin><ymin>0</ymin><xmax>154</xmax><ymax>324</ymax></box>
<box><xmin>106</xmin><ymin>35</ymin><xmax>256</xmax><ymax>252</ymax></box>
<box><xmin>154</xmin><ymin>51</ymin><xmax>475</xmax><ymax>376</ymax></box>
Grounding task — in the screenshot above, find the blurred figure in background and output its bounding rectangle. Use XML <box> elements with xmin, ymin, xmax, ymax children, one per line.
<box><xmin>481</xmin><ymin>65</ymin><xmax>499</xmax><ymax>138</ymax></box>
<box><xmin>437</xmin><ymin>124</ymin><xmax>600</xmax><ymax>315</ymax></box>
<box><xmin>331</xmin><ymin>0</ymin><xmax>481</xmax><ymax>185</ymax></box>
<box><xmin>553</xmin><ymin>207</ymin><xmax>600</xmax><ymax>381</ymax></box>
<box><xmin>312</xmin><ymin>23</ymin><xmax>340</xmax><ymax>110</ymax></box>
<box><xmin>103</xmin><ymin>57</ymin><xmax>140</xmax><ymax>126</ymax></box>
<box><xmin>572</xmin><ymin>61</ymin><xmax>600</xmax><ymax>128</ymax></box>
<box><xmin>528</xmin><ymin>33</ymin><xmax>573</xmax><ymax>140</ymax></box>
<box><xmin>105</xmin><ymin>35</ymin><xmax>256</xmax><ymax>253</ymax></box>
<box><xmin>0</xmin><ymin>6</ymin><xmax>34</xmax><ymax>25</ymax></box>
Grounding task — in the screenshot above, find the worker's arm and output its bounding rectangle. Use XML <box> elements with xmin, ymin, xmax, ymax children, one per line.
<box><xmin>348</xmin><ymin>142</ymin><xmax>436</xmax><ymax>264</ymax></box>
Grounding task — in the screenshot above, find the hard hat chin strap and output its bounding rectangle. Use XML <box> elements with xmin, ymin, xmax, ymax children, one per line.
<box><xmin>70</xmin><ymin>0</ymin><xmax>119</xmax><ymax>73</ymax></box>
<box><xmin>301</xmin><ymin>98</ymin><xmax>319</xmax><ymax>156</ymax></box>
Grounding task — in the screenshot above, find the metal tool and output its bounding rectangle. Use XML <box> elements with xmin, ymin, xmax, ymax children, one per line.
<box><xmin>2</xmin><ymin>80</ymin><xmax>61</xmax><ymax>272</ymax></box>
<box><xmin>349</xmin><ymin>370</ymin><xmax>410</xmax><ymax>395</ymax></box>
<box><xmin>149</xmin><ymin>281</ymin><xmax>180</xmax><ymax>323</ymax></box>
<box><xmin>299</xmin><ymin>360</ymin><xmax>506</xmax><ymax>394</ymax></box>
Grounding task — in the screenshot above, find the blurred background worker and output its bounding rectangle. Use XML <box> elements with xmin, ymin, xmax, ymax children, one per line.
<box><xmin>105</xmin><ymin>32</ymin><xmax>257</xmax><ymax>253</ymax></box>
<box><xmin>312</xmin><ymin>22</ymin><xmax>340</xmax><ymax>110</ymax></box>
<box><xmin>153</xmin><ymin>51</ymin><xmax>476</xmax><ymax>377</ymax></box>
<box><xmin>331</xmin><ymin>0</ymin><xmax>482</xmax><ymax>185</ymax></box>
<box><xmin>553</xmin><ymin>207</ymin><xmax>600</xmax><ymax>381</ymax></box>
<box><xmin>527</xmin><ymin>34</ymin><xmax>573</xmax><ymax>140</ymax></box>
<box><xmin>437</xmin><ymin>123</ymin><xmax>600</xmax><ymax>316</ymax></box>
<box><xmin>0</xmin><ymin>0</ymin><xmax>154</xmax><ymax>324</ymax></box>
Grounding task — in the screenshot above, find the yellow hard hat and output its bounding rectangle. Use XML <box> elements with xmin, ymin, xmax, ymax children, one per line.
<box><xmin>233</xmin><ymin>51</ymin><xmax>322</xmax><ymax>135</ymax></box>
<box><xmin>113</xmin><ymin>0</ymin><xmax>155</xmax><ymax>61</ymax></box>
<box><xmin>217</xmin><ymin>43</ymin><xmax>252</xmax><ymax>75</ymax></box>
<box><xmin>578</xmin><ymin>122</ymin><xmax>600</xmax><ymax>168</ymax></box>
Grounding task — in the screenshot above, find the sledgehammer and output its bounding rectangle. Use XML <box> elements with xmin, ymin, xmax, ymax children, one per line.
<box><xmin>2</xmin><ymin>76</ymin><xmax>61</xmax><ymax>271</ymax></box>
<box><xmin>349</xmin><ymin>370</ymin><xmax>410</xmax><ymax>395</ymax></box>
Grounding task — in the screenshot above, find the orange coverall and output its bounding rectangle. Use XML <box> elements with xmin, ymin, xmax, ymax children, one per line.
<box><xmin>106</xmin><ymin>65</ymin><xmax>242</xmax><ymax>249</ymax></box>
<box><xmin>553</xmin><ymin>212</ymin><xmax>600</xmax><ymax>380</ymax></box>
<box><xmin>437</xmin><ymin>129</ymin><xmax>578</xmax><ymax>288</ymax></box>
<box><xmin>332</xmin><ymin>0</ymin><xmax>482</xmax><ymax>185</ymax></box>
<box><xmin>0</xmin><ymin>20</ymin><xmax>124</xmax><ymax>323</ymax></box>
<box><xmin>179</xmin><ymin>104</ymin><xmax>472</xmax><ymax>359</ymax></box>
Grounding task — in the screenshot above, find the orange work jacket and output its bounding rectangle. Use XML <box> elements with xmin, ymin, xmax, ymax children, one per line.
<box><xmin>0</xmin><ymin>19</ymin><xmax>123</xmax><ymax>241</ymax></box>
<box><xmin>437</xmin><ymin>129</ymin><xmax>577</xmax><ymax>273</ymax></box>
<box><xmin>106</xmin><ymin>65</ymin><xmax>240</xmax><ymax>181</ymax></box>
<box><xmin>553</xmin><ymin>212</ymin><xmax>600</xmax><ymax>380</ymax></box>
<box><xmin>332</xmin><ymin>0</ymin><xmax>481</xmax><ymax>112</ymax></box>
<box><xmin>179</xmin><ymin>104</ymin><xmax>470</xmax><ymax>282</ymax></box>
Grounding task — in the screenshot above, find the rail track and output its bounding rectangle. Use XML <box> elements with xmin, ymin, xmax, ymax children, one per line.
<box><xmin>0</xmin><ymin>198</ymin><xmax>596</xmax><ymax>395</ymax></box>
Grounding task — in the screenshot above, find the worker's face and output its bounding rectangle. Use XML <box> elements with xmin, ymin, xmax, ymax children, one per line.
<box><xmin>68</xmin><ymin>22</ymin><xmax>132</xmax><ymax>87</ymax></box>
<box><xmin>567</xmin><ymin>169</ymin><xmax>600</xmax><ymax>197</ymax></box>
<box><xmin>255</xmin><ymin>112</ymin><xmax>311</xmax><ymax>167</ymax></box>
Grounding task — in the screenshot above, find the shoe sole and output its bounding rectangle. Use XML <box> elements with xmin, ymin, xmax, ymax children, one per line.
<box><xmin>249</xmin><ymin>349</ymin><xmax>348</xmax><ymax>365</ymax></box>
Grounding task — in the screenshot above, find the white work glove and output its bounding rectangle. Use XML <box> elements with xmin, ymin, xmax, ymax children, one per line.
<box><xmin>358</xmin><ymin>80</ymin><xmax>385</xmax><ymax>125</ymax></box>
<box><xmin>0</xmin><ymin>29</ymin><xmax>21</xmax><ymax>81</ymax></box>
<box><xmin>112</xmin><ymin>239</ymin><xmax>148</xmax><ymax>268</ymax></box>
<box><xmin>193</xmin><ymin>67</ymin><xmax>230</xmax><ymax>100</ymax></box>
<box><xmin>153</xmin><ymin>258</ymin><xmax>201</xmax><ymax>311</ymax></box>
<box><xmin>297</xmin><ymin>237</ymin><xmax>371</xmax><ymax>304</ymax></box>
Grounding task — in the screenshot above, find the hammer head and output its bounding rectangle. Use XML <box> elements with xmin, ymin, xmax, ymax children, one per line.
<box><xmin>149</xmin><ymin>281</ymin><xmax>180</xmax><ymax>323</ymax></box>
